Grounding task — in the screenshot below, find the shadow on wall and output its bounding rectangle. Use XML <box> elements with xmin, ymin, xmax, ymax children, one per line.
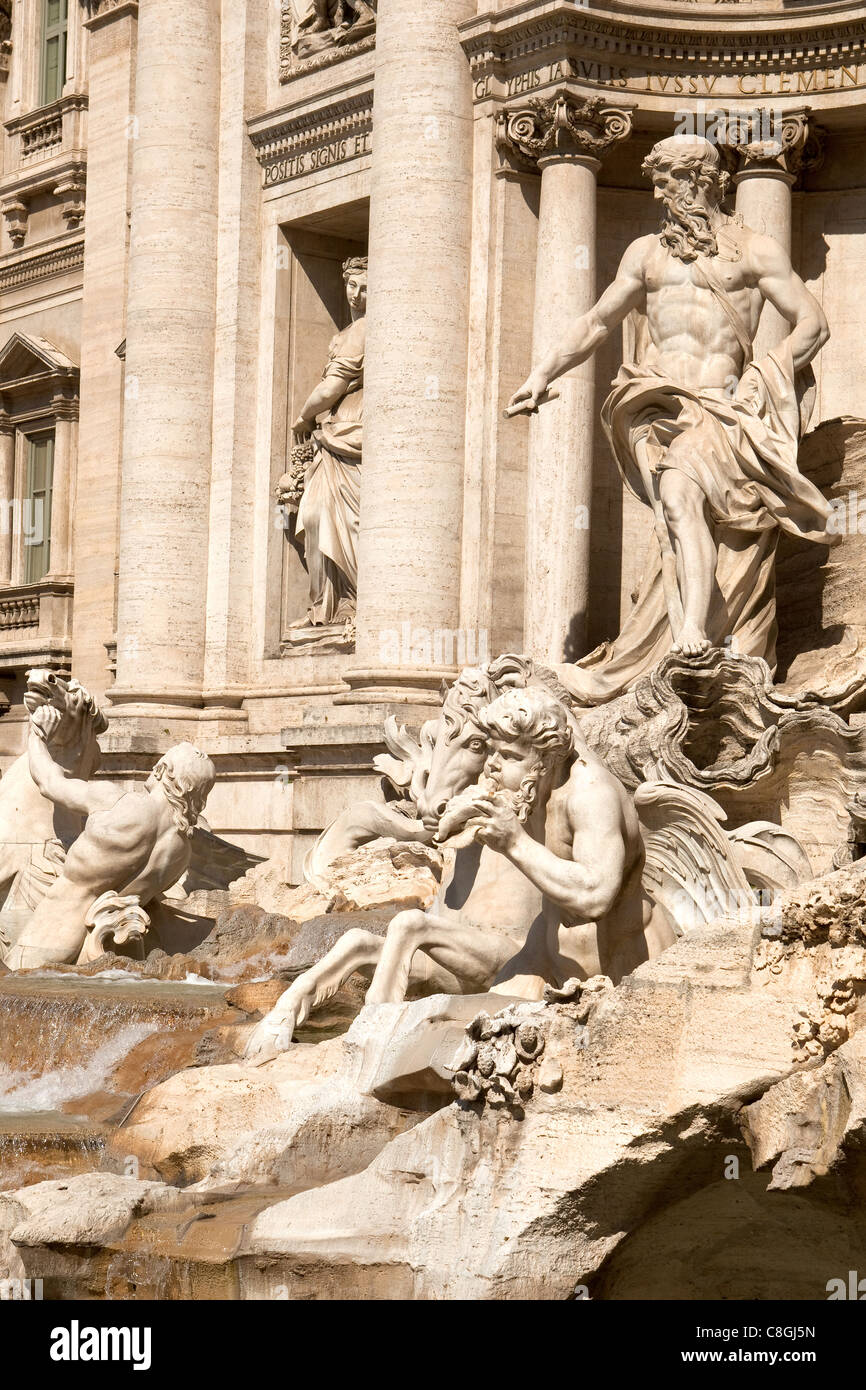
<box><xmin>776</xmin><ymin>417</ymin><xmax>866</xmax><ymax>688</ymax></box>
<box><xmin>589</xmin><ymin>1161</ymin><xmax>866</xmax><ymax>1300</ymax></box>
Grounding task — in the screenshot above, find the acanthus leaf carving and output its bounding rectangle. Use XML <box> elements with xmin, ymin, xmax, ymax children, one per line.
<box><xmin>496</xmin><ymin>90</ymin><xmax>633</xmax><ymax>171</ymax></box>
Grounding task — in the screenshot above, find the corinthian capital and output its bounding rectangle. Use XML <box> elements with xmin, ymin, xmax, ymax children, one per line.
<box><xmin>496</xmin><ymin>91</ymin><xmax>633</xmax><ymax>172</ymax></box>
<box><xmin>729</xmin><ymin>108</ymin><xmax>826</xmax><ymax>183</ymax></box>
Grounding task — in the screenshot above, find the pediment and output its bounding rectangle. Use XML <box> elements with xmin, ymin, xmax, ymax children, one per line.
<box><xmin>0</xmin><ymin>333</ymin><xmax>78</xmax><ymax>387</ymax></box>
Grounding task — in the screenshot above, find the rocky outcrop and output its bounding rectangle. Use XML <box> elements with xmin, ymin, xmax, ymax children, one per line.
<box><xmin>6</xmin><ymin>861</ymin><xmax>866</xmax><ymax>1300</ymax></box>
<box><xmin>228</xmin><ymin>840</ymin><xmax>445</xmax><ymax>921</ymax></box>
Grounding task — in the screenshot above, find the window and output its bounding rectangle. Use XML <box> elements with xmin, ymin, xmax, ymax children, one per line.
<box><xmin>40</xmin><ymin>0</ymin><xmax>68</xmax><ymax>107</ymax></box>
<box><xmin>24</xmin><ymin>433</ymin><xmax>53</xmax><ymax>583</ymax></box>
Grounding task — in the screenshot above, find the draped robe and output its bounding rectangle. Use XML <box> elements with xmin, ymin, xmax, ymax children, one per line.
<box><xmin>559</xmin><ymin>308</ymin><xmax>834</xmax><ymax>706</ymax></box>
<box><xmin>296</xmin><ymin>317</ymin><xmax>364</xmax><ymax>625</ymax></box>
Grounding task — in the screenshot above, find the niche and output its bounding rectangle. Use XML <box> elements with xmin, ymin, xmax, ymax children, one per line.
<box><xmin>274</xmin><ymin>207</ymin><xmax>367</xmax><ymax>658</ymax></box>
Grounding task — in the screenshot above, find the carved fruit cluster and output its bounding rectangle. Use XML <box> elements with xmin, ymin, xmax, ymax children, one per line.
<box><xmin>275</xmin><ymin>441</ymin><xmax>313</xmax><ymax>513</ymax></box>
<box><xmin>452</xmin><ymin>1006</ymin><xmax>547</xmax><ymax>1108</ymax></box>
<box><xmin>793</xmin><ymin>977</ymin><xmax>860</xmax><ymax>1063</ymax></box>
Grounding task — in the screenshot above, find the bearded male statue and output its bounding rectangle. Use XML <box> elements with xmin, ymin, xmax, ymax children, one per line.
<box><xmin>510</xmin><ymin>134</ymin><xmax>834</xmax><ymax>704</ymax></box>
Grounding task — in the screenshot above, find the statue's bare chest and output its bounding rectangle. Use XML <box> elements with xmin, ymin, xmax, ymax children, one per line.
<box><xmin>645</xmin><ymin>244</ymin><xmax>750</xmax><ymax>298</ymax></box>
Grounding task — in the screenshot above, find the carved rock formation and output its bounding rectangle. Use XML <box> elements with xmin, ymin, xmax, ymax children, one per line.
<box><xmin>6</xmin><ymin>861</ymin><xmax>866</xmax><ymax>1299</ymax></box>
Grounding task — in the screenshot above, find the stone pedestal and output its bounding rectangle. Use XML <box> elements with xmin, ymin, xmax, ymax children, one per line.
<box><xmin>111</xmin><ymin>0</ymin><xmax>220</xmax><ymax>711</ymax></box>
<box><xmin>342</xmin><ymin>0</ymin><xmax>475</xmax><ymax>705</ymax></box>
<box><xmin>733</xmin><ymin>111</ymin><xmax>825</xmax><ymax>361</ymax></box>
<box><xmin>497</xmin><ymin>94</ymin><xmax>632</xmax><ymax>663</ymax></box>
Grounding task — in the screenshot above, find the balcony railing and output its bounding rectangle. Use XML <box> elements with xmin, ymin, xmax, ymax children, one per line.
<box><xmin>0</xmin><ymin>592</ymin><xmax>38</xmax><ymax>630</ymax></box>
<box><xmin>4</xmin><ymin>93</ymin><xmax>87</xmax><ymax>172</ymax></box>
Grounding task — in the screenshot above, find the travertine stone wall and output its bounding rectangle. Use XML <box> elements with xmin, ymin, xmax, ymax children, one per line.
<box><xmin>461</xmin><ymin>131</ymin><xmax>538</xmax><ymax>658</ymax></box>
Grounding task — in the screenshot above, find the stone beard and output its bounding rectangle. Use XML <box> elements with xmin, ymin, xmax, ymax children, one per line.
<box><xmin>648</xmin><ymin>151</ymin><xmax>727</xmax><ymax>262</ymax></box>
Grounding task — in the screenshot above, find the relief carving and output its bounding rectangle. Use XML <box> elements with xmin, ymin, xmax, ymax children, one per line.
<box><xmin>282</xmin><ymin>0</ymin><xmax>376</xmax><ymax>76</ymax></box>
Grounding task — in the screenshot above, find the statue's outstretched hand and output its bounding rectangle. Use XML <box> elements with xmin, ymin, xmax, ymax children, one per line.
<box><xmin>505</xmin><ymin>371</ymin><xmax>555</xmax><ymax>418</ymax></box>
<box><xmin>30</xmin><ymin>704</ymin><xmax>62</xmax><ymax>743</ymax></box>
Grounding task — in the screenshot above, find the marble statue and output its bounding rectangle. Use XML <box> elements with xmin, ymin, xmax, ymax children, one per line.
<box><xmin>3</xmin><ymin>705</ymin><xmax>215</xmax><ymax>969</ymax></box>
<box><xmin>0</xmin><ymin>670</ymin><xmax>107</xmax><ymax>915</ymax></box>
<box><xmin>509</xmin><ymin>134</ymin><xmax>835</xmax><ymax>705</ymax></box>
<box><xmin>284</xmin><ymin>256</ymin><xmax>366</xmax><ymax>630</ymax></box>
<box><xmin>245</xmin><ymin>665</ymin><xmax>766</xmax><ymax>1061</ymax></box>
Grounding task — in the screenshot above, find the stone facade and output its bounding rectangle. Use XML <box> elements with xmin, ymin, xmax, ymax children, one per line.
<box><xmin>0</xmin><ymin>0</ymin><xmax>863</xmax><ymax>885</ymax></box>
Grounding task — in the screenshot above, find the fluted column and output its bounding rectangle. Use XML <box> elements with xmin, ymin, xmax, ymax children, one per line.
<box><xmin>499</xmin><ymin>93</ymin><xmax>632</xmax><ymax>663</ymax></box>
<box><xmin>343</xmin><ymin>0</ymin><xmax>475</xmax><ymax>704</ymax></box>
<box><xmin>733</xmin><ymin>110</ymin><xmax>825</xmax><ymax>359</ymax></box>
<box><xmin>111</xmin><ymin>0</ymin><xmax>220</xmax><ymax>708</ymax></box>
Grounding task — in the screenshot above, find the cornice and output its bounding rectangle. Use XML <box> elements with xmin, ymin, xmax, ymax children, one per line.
<box><xmin>249</xmin><ymin>83</ymin><xmax>373</xmax><ymax>188</ymax></box>
<box><xmin>0</xmin><ymin>237</ymin><xmax>84</xmax><ymax>293</ymax></box>
<box><xmin>462</xmin><ymin>1</ymin><xmax>866</xmax><ymax>69</ymax></box>
<box><xmin>462</xmin><ymin>1</ymin><xmax>866</xmax><ymax>114</ymax></box>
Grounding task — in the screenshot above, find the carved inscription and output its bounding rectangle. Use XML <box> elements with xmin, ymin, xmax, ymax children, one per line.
<box><xmin>262</xmin><ymin>130</ymin><xmax>372</xmax><ymax>188</ymax></box>
<box><xmin>473</xmin><ymin>60</ymin><xmax>866</xmax><ymax>103</ymax></box>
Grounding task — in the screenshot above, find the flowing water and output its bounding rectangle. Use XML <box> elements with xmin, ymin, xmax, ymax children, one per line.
<box><xmin>0</xmin><ymin>973</ymin><xmax>236</xmax><ymax>1190</ymax></box>
<box><xmin>0</xmin><ymin>969</ymin><xmax>366</xmax><ymax>1298</ymax></box>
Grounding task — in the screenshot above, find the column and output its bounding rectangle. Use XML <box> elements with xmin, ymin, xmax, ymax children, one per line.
<box><xmin>47</xmin><ymin>399</ymin><xmax>76</xmax><ymax>579</ymax></box>
<box><xmin>498</xmin><ymin>93</ymin><xmax>632</xmax><ymax>663</ymax></box>
<box><xmin>202</xmin><ymin>0</ymin><xmax>267</xmax><ymax>706</ymax></box>
<box><xmin>343</xmin><ymin>0</ymin><xmax>475</xmax><ymax>704</ymax></box>
<box><xmin>71</xmin><ymin>0</ymin><xmax>138</xmax><ymax>694</ymax></box>
<box><xmin>0</xmin><ymin>417</ymin><xmax>14</xmax><ymax>584</ymax></box>
<box><xmin>111</xmin><ymin>0</ymin><xmax>220</xmax><ymax>709</ymax></box>
<box><xmin>733</xmin><ymin>110</ymin><xmax>825</xmax><ymax>360</ymax></box>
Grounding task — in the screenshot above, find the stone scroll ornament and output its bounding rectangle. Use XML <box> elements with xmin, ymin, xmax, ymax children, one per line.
<box><xmin>80</xmin><ymin>892</ymin><xmax>150</xmax><ymax>965</ymax></box>
<box><xmin>726</xmin><ymin>109</ymin><xmax>826</xmax><ymax>182</ymax></box>
<box><xmin>496</xmin><ymin>93</ymin><xmax>633</xmax><ymax>169</ymax></box>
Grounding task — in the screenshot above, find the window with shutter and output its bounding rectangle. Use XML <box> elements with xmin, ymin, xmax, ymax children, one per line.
<box><xmin>24</xmin><ymin>433</ymin><xmax>54</xmax><ymax>583</ymax></box>
<box><xmin>40</xmin><ymin>0</ymin><xmax>68</xmax><ymax>107</ymax></box>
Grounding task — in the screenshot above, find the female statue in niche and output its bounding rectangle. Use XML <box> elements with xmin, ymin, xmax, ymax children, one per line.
<box><xmin>289</xmin><ymin>255</ymin><xmax>366</xmax><ymax>630</ymax></box>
